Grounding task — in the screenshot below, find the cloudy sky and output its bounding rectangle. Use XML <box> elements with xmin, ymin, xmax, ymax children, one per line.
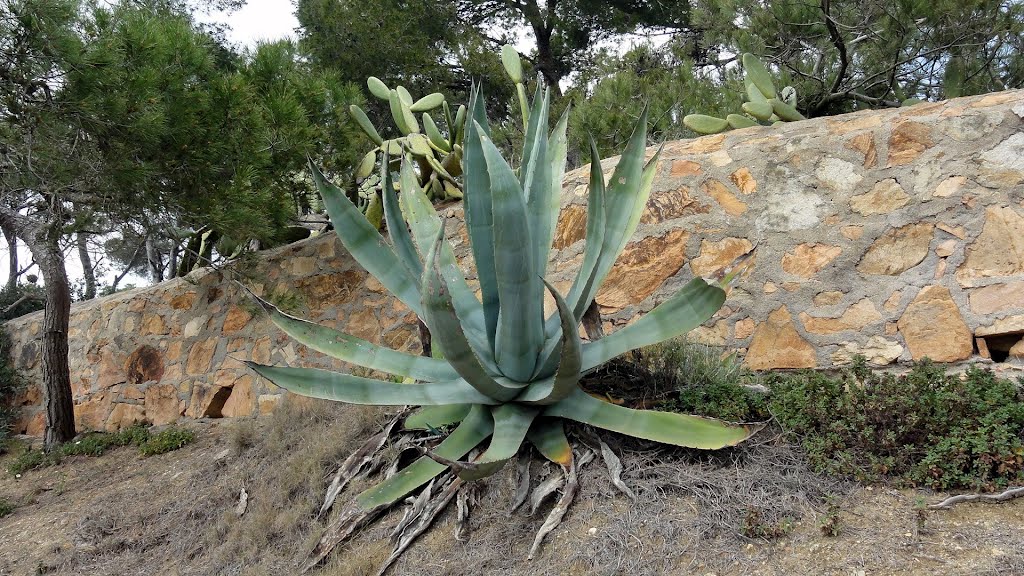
<box><xmin>205</xmin><ymin>0</ymin><xmax>299</xmax><ymax>47</ymax></box>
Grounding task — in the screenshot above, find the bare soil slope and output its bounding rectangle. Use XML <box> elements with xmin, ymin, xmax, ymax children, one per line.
<box><xmin>2</xmin><ymin>400</ymin><xmax>1023</xmax><ymax>576</ymax></box>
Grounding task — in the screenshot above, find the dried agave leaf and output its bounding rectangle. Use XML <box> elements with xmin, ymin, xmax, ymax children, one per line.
<box><xmin>319</xmin><ymin>410</ymin><xmax>406</xmax><ymax>518</ymax></box>
<box><xmin>599</xmin><ymin>439</ymin><xmax>636</xmax><ymax>501</ymax></box>
<box><xmin>528</xmin><ymin>449</ymin><xmax>594</xmax><ymax>559</ymax></box>
<box><xmin>509</xmin><ymin>451</ymin><xmax>531</xmax><ymax>514</ymax></box>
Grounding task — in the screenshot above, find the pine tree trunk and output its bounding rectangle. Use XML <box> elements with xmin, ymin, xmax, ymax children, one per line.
<box><xmin>146</xmin><ymin>234</ymin><xmax>163</xmax><ymax>283</ymax></box>
<box><xmin>2</xmin><ymin>223</ymin><xmax>18</xmax><ymax>292</ymax></box>
<box><xmin>76</xmin><ymin>232</ymin><xmax>96</xmax><ymax>299</ymax></box>
<box><xmin>36</xmin><ymin>243</ymin><xmax>75</xmax><ymax>449</ymax></box>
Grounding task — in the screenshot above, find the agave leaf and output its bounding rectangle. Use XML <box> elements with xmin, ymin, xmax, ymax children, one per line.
<box><xmin>380</xmin><ymin>153</ymin><xmax>422</xmax><ymax>280</ymax></box>
<box><xmin>580</xmin><ymin>278</ymin><xmax>726</xmax><ymax>371</ymax></box>
<box><xmin>461</xmin><ymin>87</ymin><xmax>499</xmax><ymax>352</ymax></box>
<box><xmin>421</xmin><ymin>228</ymin><xmax>521</xmax><ymax>401</ymax></box>
<box><xmin>247</xmin><ymin>363</ymin><xmax>499</xmax><ymax>406</ymax></box>
<box><xmin>590</xmin><ymin>108</ymin><xmax>653</xmax><ymax>306</ymax></box>
<box><xmin>397</xmin><ymin>158</ymin><xmax>487</xmax><ymax>344</ymax></box>
<box><xmin>563</xmin><ymin>137</ymin><xmax>607</xmax><ymax>323</ymax></box>
<box><xmin>403</xmin><ymin>404</ymin><xmax>471</xmax><ymax>431</ymax></box>
<box><xmin>545</xmin><ymin>387</ymin><xmax>761</xmax><ymax>449</ymax></box>
<box><xmin>475</xmin><ymin>121</ymin><xmax>544</xmax><ymax>381</ymax></box>
<box><xmin>526</xmin><ymin>418</ymin><xmax>572</xmax><ymax>469</ymax></box>
<box><xmin>517</xmin><ymin>280</ymin><xmax>581</xmax><ymax>405</ymax></box>
<box><xmin>245</xmin><ymin>290</ymin><xmax>456</xmax><ymax>382</ymax></box>
<box><xmin>523</xmin><ymin>94</ymin><xmax>552</xmax><ymax>285</ymax></box>
<box><xmin>357</xmin><ymin>405</ymin><xmax>492</xmax><ymax>509</ymax></box>
<box><xmin>310</xmin><ymin>162</ymin><xmax>422</xmax><ymax>316</ymax></box>
<box><xmin>542</xmin><ymin>104</ymin><xmax>571</xmax><ymax>270</ymax></box>
<box><xmin>519</xmin><ymin>83</ymin><xmax>547</xmax><ymax>191</ymax></box>
<box><xmin>456</xmin><ymin>403</ymin><xmax>539</xmax><ymax>481</ymax></box>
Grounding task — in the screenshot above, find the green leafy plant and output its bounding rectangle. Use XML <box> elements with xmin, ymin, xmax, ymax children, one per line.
<box><xmin>684</xmin><ymin>53</ymin><xmax>805</xmax><ymax>135</ymax></box>
<box><xmin>0</xmin><ymin>497</ymin><xmax>14</xmax><ymax>518</ymax></box>
<box><xmin>768</xmin><ymin>359</ymin><xmax>1024</xmax><ymax>491</ymax></box>
<box><xmin>6</xmin><ymin>424</ymin><xmax>195</xmax><ymax>475</ymax></box>
<box><xmin>245</xmin><ymin>74</ymin><xmax>760</xmax><ymax>567</ymax></box>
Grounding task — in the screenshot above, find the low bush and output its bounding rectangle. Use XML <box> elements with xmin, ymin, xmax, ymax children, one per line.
<box><xmin>6</xmin><ymin>424</ymin><xmax>196</xmax><ymax>475</ymax></box>
<box><xmin>767</xmin><ymin>358</ymin><xmax>1024</xmax><ymax>491</ymax></box>
<box><xmin>0</xmin><ymin>497</ymin><xmax>14</xmax><ymax>518</ymax></box>
<box><xmin>631</xmin><ymin>341</ymin><xmax>1024</xmax><ymax>492</ymax></box>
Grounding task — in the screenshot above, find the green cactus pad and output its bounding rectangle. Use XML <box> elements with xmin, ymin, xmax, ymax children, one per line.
<box><xmin>683</xmin><ymin>114</ymin><xmax>730</xmax><ymax>135</ymax></box>
<box><xmin>501</xmin><ymin>45</ymin><xmax>523</xmax><ymax>84</ymax></box>
<box><xmin>742</xmin><ymin>53</ymin><xmax>777</xmax><ymax>99</ymax></box>
<box><xmin>727</xmin><ymin>114</ymin><xmax>759</xmax><ymax>129</ymax></box>
<box><xmin>769</xmin><ymin>98</ymin><xmax>805</xmax><ymax>122</ymax></box>
<box><xmin>410</xmin><ymin>93</ymin><xmax>445</xmax><ymax>112</ymax></box>
<box><xmin>348</xmin><ymin>105</ymin><xmax>383</xmax><ymax>145</ymax></box>
<box><xmin>367</xmin><ymin>76</ymin><xmax>390</xmax><ymax>100</ymax></box>
<box><xmin>741</xmin><ymin>101</ymin><xmax>773</xmax><ymax>121</ymax></box>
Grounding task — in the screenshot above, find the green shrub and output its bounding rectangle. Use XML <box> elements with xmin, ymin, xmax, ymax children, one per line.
<box><xmin>138</xmin><ymin>427</ymin><xmax>195</xmax><ymax>456</ymax></box>
<box><xmin>630</xmin><ymin>339</ymin><xmax>769</xmax><ymax>422</ymax></box>
<box><xmin>6</xmin><ymin>424</ymin><xmax>196</xmax><ymax>475</ymax></box>
<box><xmin>767</xmin><ymin>358</ymin><xmax>1024</xmax><ymax>491</ymax></box>
<box><xmin>7</xmin><ymin>448</ymin><xmax>62</xmax><ymax>476</ymax></box>
<box><xmin>0</xmin><ymin>497</ymin><xmax>14</xmax><ymax>518</ymax></box>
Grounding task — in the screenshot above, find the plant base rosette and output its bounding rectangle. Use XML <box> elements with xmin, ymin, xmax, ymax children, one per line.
<box><xmin>243</xmin><ymin>81</ymin><xmax>760</xmax><ymax>572</ymax></box>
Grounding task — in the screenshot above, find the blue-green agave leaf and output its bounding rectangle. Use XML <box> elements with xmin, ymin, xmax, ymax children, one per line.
<box><xmin>310</xmin><ymin>162</ymin><xmax>421</xmax><ymax>316</ymax></box>
<box><xmin>517</xmin><ymin>280</ymin><xmax>581</xmax><ymax>404</ymax></box>
<box><xmin>475</xmin><ymin>121</ymin><xmax>544</xmax><ymax>381</ymax></box>
<box><xmin>357</xmin><ymin>405</ymin><xmax>492</xmax><ymax>508</ymax></box>
<box><xmin>580</xmin><ymin>278</ymin><xmax>725</xmax><ymax>371</ymax></box>
<box><xmin>380</xmin><ymin>153</ymin><xmax>422</xmax><ymax>280</ymax></box>
<box><xmin>462</xmin><ymin>87</ymin><xmax>499</xmax><ymax>352</ymax></box>
<box><xmin>544</xmin><ymin>388</ymin><xmax>761</xmax><ymax>449</ymax></box>
<box><xmin>456</xmin><ymin>403</ymin><xmax>539</xmax><ymax>481</ymax></box>
<box><xmin>526</xmin><ymin>418</ymin><xmax>573</xmax><ymax>469</ymax></box>
<box><xmin>245</xmin><ymin>289</ymin><xmax>457</xmax><ymax>382</ymax></box>
<box><xmin>421</xmin><ymin>228</ymin><xmax>521</xmax><ymax>401</ymax></box>
<box><xmin>247</xmin><ymin>363</ymin><xmax>498</xmax><ymax>405</ymax></box>
<box><xmin>403</xmin><ymin>404</ymin><xmax>472</xmax><ymax>431</ymax></box>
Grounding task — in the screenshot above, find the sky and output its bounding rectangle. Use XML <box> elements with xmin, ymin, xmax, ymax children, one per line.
<box><xmin>203</xmin><ymin>0</ymin><xmax>299</xmax><ymax>47</ymax></box>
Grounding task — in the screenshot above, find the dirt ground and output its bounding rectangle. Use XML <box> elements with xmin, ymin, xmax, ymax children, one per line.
<box><xmin>1</xmin><ymin>402</ymin><xmax>1023</xmax><ymax>576</ymax></box>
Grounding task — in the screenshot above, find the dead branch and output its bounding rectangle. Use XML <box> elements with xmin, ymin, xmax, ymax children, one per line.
<box><xmin>927</xmin><ymin>486</ymin><xmax>1024</xmax><ymax>510</ymax></box>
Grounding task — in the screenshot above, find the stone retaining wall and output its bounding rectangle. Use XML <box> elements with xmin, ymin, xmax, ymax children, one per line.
<box><xmin>4</xmin><ymin>89</ymin><xmax>1023</xmax><ymax>435</ymax></box>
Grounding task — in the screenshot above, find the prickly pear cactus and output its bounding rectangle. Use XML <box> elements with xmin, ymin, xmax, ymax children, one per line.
<box><xmin>683</xmin><ymin>53</ymin><xmax>806</xmax><ymax>135</ymax></box>
<box><xmin>349</xmin><ymin>79</ymin><xmax>467</xmax><ymax>227</ymax></box>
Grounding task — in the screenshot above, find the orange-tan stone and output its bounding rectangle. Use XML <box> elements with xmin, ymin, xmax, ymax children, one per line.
<box><xmin>690</xmin><ymin>238</ymin><xmax>754</xmax><ymax>277</ymax></box>
<box><xmin>596</xmin><ymin>230</ymin><xmax>690</xmax><ymax>311</ymax></box>
<box><xmin>729</xmin><ymin>167</ymin><xmax>757</xmax><ymax>194</ymax></box>
<box><xmin>799</xmin><ymin>299</ymin><xmax>882</xmax><ymax>335</ymax></box>
<box><xmin>857</xmin><ymin>223</ymin><xmax>934</xmax><ymax>275</ymax></box>
<box><xmin>969</xmin><ymin>282</ymin><xmax>1024</xmax><ymax>315</ymax></box>
<box><xmin>553</xmin><ymin>204</ymin><xmax>587</xmax><ymax>249</ymax></box>
<box><xmin>745</xmin><ymin>307</ymin><xmax>816</xmax><ymax>370</ymax></box>
<box><xmin>887</xmin><ymin>121</ymin><xmax>933</xmax><ymax>166</ymax></box>
<box><xmin>701</xmin><ymin>179</ymin><xmax>747</xmax><ymax>216</ymax></box>
<box><xmin>897</xmin><ymin>286</ymin><xmax>972</xmax><ymax>361</ymax></box>
<box><xmin>849</xmin><ymin>179</ymin><xmax>910</xmax><ymax>215</ymax></box>
<box><xmin>781</xmin><ymin>244</ymin><xmax>842</xmax><ymax>278</ymax></box>
<box><xmin>956</xmin><ymin>206</ymin><xmax>1024</xmax><ymax>286</ymax></box>
<box><xmin>641</xmin><ymin>186</ymin><xmax>710</xmax><ymax>224</ymax></box>
<box><xmin>144</xmin><ymin>383</ymin><xmax>183</xmax><ymax>426</ymax></box>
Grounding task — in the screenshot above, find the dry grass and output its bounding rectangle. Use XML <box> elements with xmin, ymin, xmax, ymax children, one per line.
<box><xmin>3</xmin><ymin>400</ymin><xmax>1023</xmax><ymax>576</ymax></box>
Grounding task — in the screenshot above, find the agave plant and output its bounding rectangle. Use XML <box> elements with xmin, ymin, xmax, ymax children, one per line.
<box><xmin>245</xmin><ymin>84</ymin><xmax>759</xmax><ymax>569</ymax></box>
